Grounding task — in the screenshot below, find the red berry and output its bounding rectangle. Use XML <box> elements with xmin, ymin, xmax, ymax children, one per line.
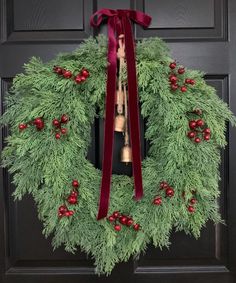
<box><xmin>59</xmin><ymin>205</ymin><xmax>67</xmax><ymax>214</ymax></box>
<box><xmin>65</xmin><ymin>211</ymin><xmax>71</xmax><ymax>216</ymax></box>
<box><xmin>63</xmin><ymin>70</ymin><xmax>72</xmax><ymax>79</ymax></box>
<box><xmin>52</xmin><ymin>119</ymin><xmax>60</xmax><ymax>127</ymax></box>
<box><xmin>204</xmin><ymin>128</ymin><xmax>211</xmax><ymax>134</ymax></box>
<box><xmin>160</xmin><ymin>181</ymin><xmax>168</xmax><ymax>189</ymax></box>
<box><xmin>194</xmin><ymin>137</ymin><xmax>201</xmax><ymax>143</ymax></box>
<box><xmin>188</xmin><ymin>205</ymin><xmax>195</xmax><ymax>213</ymax></box>
<box><xmin>189</xmin><ymin>120</ymin><xmax>197</xmax><ymax>129</ymax></box>
<box><xmin>133</xmin><ymin>224</ymin><xmax>140</xmax><ymax>231</ymax></box>
<box><xmin>178</xmin><ymin>67</ymin><xmax>185</xmax><ymax>74</ymax></box>
<box><xmin>171</xmin><ymin>84</ymin><xmax>178</xmax><ymax>91</ymax></box>
<box><xmin>55</xmin><ymin>133</ymin><xmax>61</xmax><ymax>139</ymax></box>
<box><xmin>19</xmin><ymin>123</ymin><xmax>27</xmax><ymax>130</ymax></box>
<box><xmin>54</xmin><ymin>66</ymin><xmax>64</xmax><ymax>75</ymax></box>
<box><xmin>185</xmin><ymin>78</ymin><xmax>191</xmax><ymax>84</ymax></box>
<box><xmin>113</xmin><ymin>211</ymin><xmax>120</xmax><ymax>218</ymax></box>
<box><xmin>81</xmin><ymin>69</ymin><xmax>89</xmax><ymax>78</ymax></box>
<box><xmin>166</xmin><ymin>187</ymin><xmax>174</xmax><ymax>197</ymax></box>
<box><xmin>153</xmin><ymin>197</ymin><xmax>162</xmax><ymax>205</ymax></box>
<box><xmin>36</xmin><ymin>121</ymin><xmax>44</xmax><ymax>130</ymax></box>
<box><xmin>204</xmin><ymin>134</ymin><xmax>211</xmax><ymax>141</ymax></box>
<box><xmin>68</xmin><ymin>210</ymin><xmax>74</xmax><ymax>216</ymax></box>
<box><xmin>80</xmin><ymin>76</ymin><xmax>86</xmax><ymax>82</ymax></box>
<box><xmin>126</xmin><ymin>218</ymin><xmax>134</xmax><ymax>226</ymax></box>
<box><xmin>119</xmin><ymin>216</ymin><xmax>128</xmax><ymax>225</ymax></box>
<box><xmin>70</xmin><ymin>190</ymin><xmax>78</xmax><ymax>197</ymax></box>
<box><xmin>72</xmin><ymin>179</ymin><xmax>79</xmax><ymax>188</ymax></box>
<box><xmin>34</xmin><ymin>118</ymin><xmax>44</xmax><ymax>130</ymax></box>
<box><xmin>196</xmin><ymin>119</ymin><xmax>204</xmax><ymax>127</ymax></box>
<box><xmin>33</xmin><ymin>117</ymin><xmax>43</xmax><ymax>126</ymax></box>
<box><xmin>169</xmin><ymin>75</ymin><xmax>178</xmax><ymax>83</ymax></box>
<box><xmin>75</xmin><ymin>75</ymin><xmax>82</xmax><ymax>84</ymax></box>
<box><xmin>114</xmin><ymin>224</ymin><xmax>121</xmax><ymax>231</ymax></box>
<box><xmin>108</xmin><ymin>215</ymin><xmax>115</xmax><ymax>222</ymax></box>
<box><xmin>190</xmin><ymin>79</ymin><xmax>195</xmax><ymax>85</ymax></box>
<box><xmin>187</xmin><ymin>131</ymin><xmax>196</xmax><ymax>139</ymax></box>
<box><xmin>67</xmin><ymin>195</ymin><xmax>77</xmax><ymax>204</ymax></box>
<box><xmin>61</xmin><ymin>114</ymin><xmax>69</xmax><ymax>124</ymax></box>
<box><xmin>190</xmin><ymin>198</ymin><xmax>197</xmax><ymax>205</ymax></box>
<box><xmin>70</xmin><ymin>190</ymin><xmax>78</xmax><ymax>198</ymax></box>
<box><xmin>61</xmin><ymin>128</ymin><xmax>67</xmax><ymax>134</ymax></box>
<box><xmin>58</xmin><ymin>212</ymin><xmax>64</xmax><ymax>218</ymax></box>
<box><xmin>169</xmin><ymin>62</ymin><xmax>176</xmax><ymax>69</ymax></box>
<box><xmin>180</xmin><ymin>86</ymin><xmax>187</xmax><ymax>92</ymax></box>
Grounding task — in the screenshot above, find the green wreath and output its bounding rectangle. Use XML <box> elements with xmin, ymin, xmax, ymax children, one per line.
<box><xmin>1</xmin><ymin>35</ymin><xmax>235</xmax><ymax>275</ymax></box>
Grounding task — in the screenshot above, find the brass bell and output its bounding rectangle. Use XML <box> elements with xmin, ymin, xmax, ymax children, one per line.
<box><xmin>114</xmin><ymin>114</ymin><xmax>125</xmax><ymax>132</ymax></box>
<box><xmin>121</xmin><ymin>145</ymin><xmax>132</xmax><ymax>163</ymax></box>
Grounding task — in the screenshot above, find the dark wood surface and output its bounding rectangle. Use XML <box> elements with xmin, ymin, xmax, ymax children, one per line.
<box><xmin>0</xmin><ymin>0</ymin><xmax>236</xmax><ymax>282</ymax></box>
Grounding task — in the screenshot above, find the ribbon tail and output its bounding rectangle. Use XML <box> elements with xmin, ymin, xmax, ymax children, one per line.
<box><xmin>97</xmin><ymin>18</ymin><xmax>117</xmax><ymax>220</ymax></box>
<box><xmin>123</xmin><ymin>16</ymin><xmax>143</xmax><ymax>200</ymax></box>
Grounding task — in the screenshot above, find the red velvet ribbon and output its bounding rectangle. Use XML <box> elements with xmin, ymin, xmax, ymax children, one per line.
<box><xmin>90</xmin><ymin>9</ymin><xmax>152</xmax><ymax>220</ymax></box>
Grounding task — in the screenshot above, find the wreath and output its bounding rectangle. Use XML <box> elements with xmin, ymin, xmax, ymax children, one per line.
<box><xmin>1</xmin><ymin>33</ymin><xmax>235</xmax><ymax>274</ymax></box>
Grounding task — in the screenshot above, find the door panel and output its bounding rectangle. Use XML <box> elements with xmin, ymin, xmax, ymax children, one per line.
<box><xmin>0</xmin><ymin>0</ymin><xmax>236</xmax><ymax>283</ymax></box>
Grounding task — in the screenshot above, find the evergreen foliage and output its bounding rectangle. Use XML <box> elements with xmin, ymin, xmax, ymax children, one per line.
<box><xmin>1</xmin><ymin>35</ymin><xmax>235</xmax><ymax>275</ymax></box>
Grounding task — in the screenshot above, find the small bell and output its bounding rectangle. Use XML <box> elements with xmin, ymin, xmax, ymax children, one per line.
<box><xmin>114</xmin><ymin>114</ymin><xmax>125</xmax><ymax>132</ymax></box>
<box><xmin>121</xmin><ymin>145</ymin><xmax>132</xmax><ymax>163</ymax></box>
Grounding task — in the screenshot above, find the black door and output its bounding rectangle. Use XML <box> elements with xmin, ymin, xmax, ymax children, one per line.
<box><xmin>0</xmin><ymin>0</ymin><xmax>236</xmax><ymax>282</ymax></box>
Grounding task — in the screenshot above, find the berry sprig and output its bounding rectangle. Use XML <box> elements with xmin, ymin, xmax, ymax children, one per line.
<box><xmin>182</xmin><ymin>190</ymin><xmax>197</xmax><ymax>213</ymax></box>
<box><xmin>152</xmin><ymin>181</ymin><xmax>174</xmax><ymax>206</ymax></box>
<box><xmin>188</xmin><ymin>197</ymin><xmax>197</xmax><ymax>213</ymax></box>
<box><xmin>52</xmin><ymin>114</ymin><xmax>69</xmax><ymax>140</ymax></box>
<box><xmin>107</xmin><ymin>211</ymin><xmax>141</xmax><ymax>232</ymax></box>
<box><xmin>67</xmin><ymin>179</ymin><xmax>79</xmax><ymax>204</ymax></box>
<box><xmin>53</xmin><ymin>66</ymin><xmax>89</xmax><ymax>85</ymax></box>
<box><xmin>168</xmin><ymin>61</ymin><xmax>195</xmax><ymax>93</ymax></box>
<box><xmin>58</xmin><ymin>179</ymin><xmax>79</xmax><ymax>218</ymax></box>
<box><xmin>187</xmin><ymin>110</ymin><xmax>211</xmax><ymax>143</ymax></box>
<box><xmin>160</xmin><ymin>181</ymin><xmax>175</xmax><ymax>197</ymax></box>
<box><xmin>58</xmin><ymin>205</ymin><xmax>74</xmax><ymax>217</ymax></box>
<box><xmin>18</xmin><ymin>117</ymin><xmax>45</xmax><ymax>132</ymax></box>
<box><xmin>74</xmin><ymin>69</ymin><xmax>90</xmax><ymax>84</ymax></box>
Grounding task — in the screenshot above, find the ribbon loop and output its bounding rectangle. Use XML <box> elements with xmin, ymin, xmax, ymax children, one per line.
<box><xmin>90</xmin><ymin>9</ymin><xmax>152</xmax><ymax>220</ymax></box>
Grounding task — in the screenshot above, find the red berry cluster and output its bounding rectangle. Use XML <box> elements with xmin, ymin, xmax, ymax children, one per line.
<box><xmin>52</xmin><ymin>114</ymin><xmax>69</xmax><ymax>139</ymax></box>
<box><xmin>107</xmin><ymin>211</ymin><xmax>141</xmax><ymax>232</ymax></box>
<box><xmin>153</xmin><ymin>196</ymin><xmax>162</xmax><ymax>205</ymax></box>
<box><xmin>58</xmin><ymin>205</ymin><xmax>74</xmax><ymax>217</ymax></box>
<box><xmin>74</xmin><ymin>69</ymin><xmax>90</xmax><ymax>84</ymax></box>
<box><xmin>58</xmin><ymin>179</ymin><xmax>79</xmax><ymax>218</ymax></box>
<box><xmin>187</xmin><ymin>111</ymin><xmax>211</xmax><ymax>143</ymax></box>
<box><xmin>18</xmin><ymin>117</ymin><xmax>44</xmax><ymax>132</ymax></box>
<box><xmin>152</xmin><ymin>181</ymin><xmax>175</xmax><ymax>206</ymax></box>
<box><xmin>53</xmin><ymin>66</ymin><xmax>89</xmax><ymax>84</ymax></box>
<box><xmin>182</xmin><ymin>191</ymin><xmax>197</xmax><ymax>213</ymax></box>
<box><xmin>160</xmin><ymin>181</ymin><xmax>175</xmax><ymax>197</ymax></box>
<box><xmin>67</xmin><ymin>180</ymin><xmax>79</xmax><ymax>204</ymax></box>
<box><xmin>169</xmin><ymin>62</ymin><xmax>195</xmax><ymax>93</ymax></box>
<box><xmin>188</xmin><ymin>197</ymin><xmax>197</xmax><ymax>213</ymax></box>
